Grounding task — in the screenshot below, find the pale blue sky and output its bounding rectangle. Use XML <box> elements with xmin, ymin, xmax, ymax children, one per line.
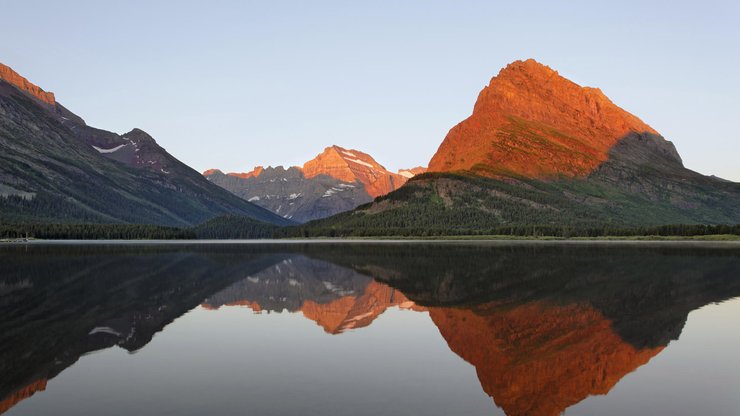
<box><xmin>2</xmin><ymin>1</ymin><xmax>739</xmax><ymax>180</ymax></box>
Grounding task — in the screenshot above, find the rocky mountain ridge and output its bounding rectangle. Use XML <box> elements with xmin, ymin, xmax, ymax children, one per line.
<box><xmin>0</xmin><ymin>62</ymin><xmax>289</xmax><ymax>226</ymax></box>
<box><xmin>0</xmin><ymin>63</ymin><xmax>55</xmax><ymax>105</ymax></box>
<box><xmin>301</xmin><ymin>145</ymin><xmax>408</xmax><ymax>198</ymax></box>
<box><xmin>428</xmin><ymin>59</ymin><xmax>670</xmax><ymax>178</ymax></box>
<box><xmin>205</xmin><ymin>145</ymin><xmax>425</xmax><ymax>222</ymax></box>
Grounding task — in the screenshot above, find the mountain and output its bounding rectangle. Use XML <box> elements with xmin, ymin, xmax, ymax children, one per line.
<box><xmin>428</xmin><ymin>59</ymin><xmax>663</xmax><ymax>177</ymax></box>
<box><xmin>0</xmin><ymin>63</ymin><xmax>290</xmax><ymax>226</ymax></box>
<box><xmin>307</xmin><ymin>60</ymin><xmax>740</xmax><ymax>234</ymax></box>
<box><xmin>204</xmin><ymin>166</ymin><xmax>373</xmax><ymax>223</ymax></box>
<box><xmin>204</xmin><ymin>145</ymin><xmax>421</xmax><ymax>222</ymax></box>
<box><xmin>302</xmin><ymin>145</ymin><xmax>408</xmax><ymax>198</ymax></box>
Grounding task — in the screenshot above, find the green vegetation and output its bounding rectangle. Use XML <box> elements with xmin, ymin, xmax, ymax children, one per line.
<box><xmin>0</xmin><ymin>215</ymin><xmax>278</xmax><ymax>240</ymax></box>
<box><xmin>191</xmin><ymin>215</ymin><xmax>279</xmax><ymax>239</ymax></box>
<box><xmin>278</xmin><ymin>223</ymin><xmax>740</xmax><ymax>239</ymax></box>
<box><xmin>0</xmin><ymin>223</ymin><xmax>195</xmax><ymax>240</ymax></box>
<box><xmin>1</xmin><ymin>219</ymin><xmax>738</xmax><ymax>241</ymax></box>
<box><xmin>278</xmin><ymin>172</ymin><xmax>733</xmax><ymax>237</ymax></box>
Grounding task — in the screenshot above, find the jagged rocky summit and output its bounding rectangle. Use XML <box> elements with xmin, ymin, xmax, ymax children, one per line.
<box><xmin>205</xmin><ymin>145</ymin><xmax>425</xmax><ymax>222</ymax></box>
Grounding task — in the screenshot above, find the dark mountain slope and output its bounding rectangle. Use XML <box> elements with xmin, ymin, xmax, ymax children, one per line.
<box><xmin>205</xmin><ymin>166</ymin><xmax>373</xmax><ymax>223</ymax></box>
<box><xmin>0</xmin><ymin>65</ymin><xmax>290</xmax><ymax>226</ymax></box>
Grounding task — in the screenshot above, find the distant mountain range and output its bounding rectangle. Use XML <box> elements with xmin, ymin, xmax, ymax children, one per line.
<box><xmin>1</xmin><ymin>59</ymin><xmax>738</xmax><ymax>233</ymax></box>
<box><xmin>0</xmin><ymin>63</ymin><xmax>290</xmax><ymax>226</ymax></box>
<box><xmin>204</xmin><ymin>145</ymin><xmax>426</xmax><ymax>222</ymax></box>
<box><xmin>310</xmin><ymin>59</ymin><xmax>740</xmax><ymax>234</ymax></box>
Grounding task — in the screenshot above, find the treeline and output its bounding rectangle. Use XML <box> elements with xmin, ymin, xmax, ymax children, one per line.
<box><xmin>1</xmin><ymin>218</ymin><xmax>739</xmax><ymax>240</ymax></box>
<box><xmin>595</xmin><ymin>224</ymin><xmax>740</xmax><ymax>237</ymax></box>
<box><xmin>287</xmin><ymin>171</ymin><xmax>740</xmax><ymax>238</ymax></box>
<box><xmin>0</xmin><ymin>223</ymin><xmax>195</xmax><ymax>240</ymax></box>
<box><xmin>191</xmin><ymin>215</ymin><xmax>278</xmax><ymax>239</ymax></box>
<box><xmin>279</xmin><ymin>223</ymin><xmax>740</xmax><ymax>238</ymax></box>
<box><xmin>0</xmin><ymin>194</ymin><xmax>105</xmax><ymax>224</ymax></box>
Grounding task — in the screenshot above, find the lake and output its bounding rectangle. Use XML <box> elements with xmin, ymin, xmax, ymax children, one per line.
<box><xmin>1</xmin><ymin>241</ymin><xmax>740</xmax><ymax>415</ymax></box>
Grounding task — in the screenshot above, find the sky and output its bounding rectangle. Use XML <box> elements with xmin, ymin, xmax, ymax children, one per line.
<box><xmin>1</xmin><ymin>0</ymin><xmax>739</xmax><ymax>180</ymax></box>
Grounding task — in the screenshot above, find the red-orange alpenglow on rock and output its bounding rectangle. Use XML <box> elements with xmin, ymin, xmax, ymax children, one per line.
<box><xmin>202</xmin><ymin>145</ymin><xmax>417</xmax><ymax>222</ymax></box>
<box><xmin>302</xmin><ymin>145</ymin><xmax>408</xmax><ymax>198</ymax></box>
<box><xmin>0</xmin><ymin>63</ymin><xmax>56</xmax><ymax>106</ymax></box>
<box><xmin>225</xmin><ymin>166</ymin><xmax>265</xmax><ymax>179</ymax></box>
<box><xmin>428</xmin><ymin>59</ymin><xmax>659</xmax><ymax>178</ymax></box>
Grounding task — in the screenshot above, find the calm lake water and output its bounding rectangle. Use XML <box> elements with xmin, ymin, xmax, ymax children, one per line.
<box><xmin>1</xmin><ymin>241</ymin><xmax>740</xmax><ymax>416</ymax></box>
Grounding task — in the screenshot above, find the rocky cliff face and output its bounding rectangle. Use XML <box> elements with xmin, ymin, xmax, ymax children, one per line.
<box><xmin>302</xmin><ymin>145</ymin><xmax>407</xmax><ymax>198</ymax></box>
<box><xmin>205</xmin><ymin>166</ymin><xmax>373</xmax><ymax>222</ymax></box>
<box><xmin>428</xmin><ymin>59</ymin><xmax>676</xmax><ymax>178</ymax></box>
<box><xmin>0</xmin><ymin>64</ymin><xmax>55</xmax><ymax>106</ymax></box>
<box><xmin>204</xmin><ymin>146</ymin><xmax>421</xmax><ymax>222</ymax></box>
<box><xmin>226</xmin><ymin>166</ymin><xmax>264</xmax><ymax>179</ymax></box>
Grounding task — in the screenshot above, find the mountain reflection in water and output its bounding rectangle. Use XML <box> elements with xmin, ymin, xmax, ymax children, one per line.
<box><xmin>1</xmin><ymin>243</ymin><xmax>739</xmax><ymax>415</ymax></box>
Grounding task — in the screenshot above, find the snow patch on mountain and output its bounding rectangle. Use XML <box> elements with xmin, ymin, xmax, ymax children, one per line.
<box><xmin>92</xmin><ymin>144</ymin><xmax>126</xmax><ymax>154</ymax></box>
<box><xmin>347</xmin><ymin>158</ymin><xmax>375</xmax><ymax>169</ymax></box>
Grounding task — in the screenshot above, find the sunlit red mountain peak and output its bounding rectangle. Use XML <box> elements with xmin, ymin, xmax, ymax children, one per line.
<box><xmin>0</xmin><ymin>63</ymin><xmax>56</xmax><ymax>106</ymax></box>
<box><xmin>428</xmin><ymin>59</ymin><xmax>660</xmax><ymax>178</ymax></box>
<box><xmin>302</xmin><ymin>145</ymin><xmax>408</xmax><ymax>198</ymax></box>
